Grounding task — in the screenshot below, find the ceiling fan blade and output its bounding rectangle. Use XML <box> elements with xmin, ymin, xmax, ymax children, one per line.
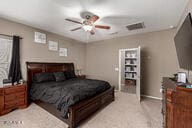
<box><xmin>66</xmin><ymin>19</ymin><xmax>82</xmax><ymax>24</ymax></box>
<box><xmin>95</xmin><ymin>25</ymin><xmax>111</xmax><ymax>29</ymax></box>
<box><xmin>71</xmin><ymin>27</ymin><xmax>82</xmax><ymax>31</ymax></box>
<box><xmin>90</xmin><ymin>30</ymin><xmax>95</xmax><ymax>35</ymax></box>
<box><xmin>90</xmin><ymin>15</ymin><xmax>99</xmax><ymax>23</ymax></box>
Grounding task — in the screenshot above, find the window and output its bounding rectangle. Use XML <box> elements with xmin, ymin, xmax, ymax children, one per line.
<box><xmin>0</xmin><ymin>38</ymin><xmax>12</xmax><ymax>86</ymax></box>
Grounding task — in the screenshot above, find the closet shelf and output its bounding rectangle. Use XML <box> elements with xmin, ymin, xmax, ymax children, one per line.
<box><xmin>125</xmin><ymin>77</ymin><xmax>137</xmax><ymax>80</ymax></box>
<box><xmin>125</xmin><ymin>71</ymin><xmax>137</xmax><ymax>73</ymax></box>
<box><xmin>125</xmin><ymin>57</ymin><xmax>137</xmax><ymax>59</ymax></box>
<box><xmin>125</xmin><ymin>64</ymin><xmax>137</xmax><ymax>66</ymax></box>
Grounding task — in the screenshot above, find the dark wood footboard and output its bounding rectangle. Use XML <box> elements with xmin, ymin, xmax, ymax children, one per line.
<box><xmin>34</xmin><ymin>86</ymin><xmax>114</xmax><ymax>128</ymax></box>
<box><xmin>69</xmin><ymin>86</ymin><xmax>114</xmax><ymax>128</ymax></box>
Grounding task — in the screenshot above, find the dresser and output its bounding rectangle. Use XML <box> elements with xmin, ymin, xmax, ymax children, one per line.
<box><xmin>0</xmin><ymin>83</ymin><xmax>28</xmax><ymax>116</ymax></box>
<box><xmin>162</xmin><ymin>77</ymin><xmax>192</xmax><ymax>128</ymax></box>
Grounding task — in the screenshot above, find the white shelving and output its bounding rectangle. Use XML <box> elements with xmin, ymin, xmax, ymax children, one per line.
<box><xmin>124</xmin><ymin>50</ymin><xmax>138</xmax><ymax>80</ymax></box>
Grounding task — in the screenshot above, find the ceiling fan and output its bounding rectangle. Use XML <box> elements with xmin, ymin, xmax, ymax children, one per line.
<box><xmin>65</xmin><ymin>15</ymin><xmax>111</xmax><ymax>35</ymax></box>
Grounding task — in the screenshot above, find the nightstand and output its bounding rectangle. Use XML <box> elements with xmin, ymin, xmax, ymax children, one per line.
<box><xmin>77</xmin><ymin>75</ymin><xmax>86</xmax><ymax>79</ymax></box>
<box><xmin>0</xmin><ymin>83</ymin><xmax>28</xmax><ymax>116</ymax></box>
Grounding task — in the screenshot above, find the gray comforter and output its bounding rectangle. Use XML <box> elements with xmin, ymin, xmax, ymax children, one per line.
<box><xmin>30</xmin><ymin>78</ymin><xmax>111</xmax><ymax>118</ymax></box>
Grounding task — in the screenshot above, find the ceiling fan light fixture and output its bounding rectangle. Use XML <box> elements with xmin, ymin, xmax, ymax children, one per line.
<box><xmin>83</xmin><ymin>25</ymin><xmax>93</xmax><ymax>31</ymax></box>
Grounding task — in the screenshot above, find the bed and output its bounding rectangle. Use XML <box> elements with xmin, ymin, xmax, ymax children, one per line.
<box><xmin>26</xmin><ymin>62</ymin><xmax>115</xmax><ymax>128</ymax></box>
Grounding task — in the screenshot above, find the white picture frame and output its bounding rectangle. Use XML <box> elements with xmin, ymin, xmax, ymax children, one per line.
<box><xmin>34</xmin><ymin>32</ymin><xmax>46</xmax><ymax>44</ymax></box>
<box><xmin>48</xmin><ymin>41</ymin><xmax>58</xmax><ymax>51</ymax></box>
<box><xmin>59</xmin><ymin>48</ymin><xmax>68</xmax><ymax>57</ymax></box>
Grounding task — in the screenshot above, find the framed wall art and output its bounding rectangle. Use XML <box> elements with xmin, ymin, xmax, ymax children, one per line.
<box><xmin>48</xmin><ymin>41</ymin><xmax>58</xmax><ymax>51</ymax></box>
<box><xmin>34</xmin><ymin>32</ymin><xmax>46</xmax><ymax>44</ymax></box>
<box><xmin>59</xmin><ymin>48</ymin><xmax>67</xmax><ymax>57</ymax></box>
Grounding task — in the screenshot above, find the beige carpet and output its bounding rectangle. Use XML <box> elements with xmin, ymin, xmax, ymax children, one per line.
<box><xmin>121</xmin><ymin>85</ymin><xmax>136</xmax><ymax>94</ymax></box>
<box><xmin>141</xmin><ymin>97</ymin><xmax>162</xmax><ymax>128</ymax></box>
<box><xmin>0</xmin><ymin>92</ymin><xmax>161</xmax><ymax>128</ymax></box>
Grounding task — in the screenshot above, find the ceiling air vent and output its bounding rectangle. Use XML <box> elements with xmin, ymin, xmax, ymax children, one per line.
<box><xmin>126</xmin><ymin>22</ymin><xmax>145</xmax><ymax>31</ymax></box>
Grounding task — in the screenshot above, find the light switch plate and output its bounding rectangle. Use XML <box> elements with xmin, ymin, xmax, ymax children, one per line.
<box><xmin>115</xmin><ymin>68</ymin><xmax>119</xmax><ymax>71</ymax></box>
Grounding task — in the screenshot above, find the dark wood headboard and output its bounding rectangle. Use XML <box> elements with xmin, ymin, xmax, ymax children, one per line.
<box><xmin>26</xmin><ymin>62</ymin><xmax>75</xmax><ymax>86</ymax></box>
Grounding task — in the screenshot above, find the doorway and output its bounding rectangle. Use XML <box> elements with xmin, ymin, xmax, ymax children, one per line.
<box><xmin>118</xmin><ymin>47</ymin><xmax>141</xmax><ymax>101</ymax></box>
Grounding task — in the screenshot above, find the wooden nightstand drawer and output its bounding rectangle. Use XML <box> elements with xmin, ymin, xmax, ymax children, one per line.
<box><xmin>4</xmin><ymin>85</ymin><xmax>26</xmax><ymax>94</ymax></box>
<box><xmin>5</xmin><ymin>94</ymin><xmax>16</xmax><ymax>102</ymax></box>
<box><xmin>4</xmin><ymin>88</ymin><xmax>16</xmax><ymax>94</ymax></box>
<box><xmin>16</xmin><ymin>92</ymin><xmax>25</xmax><ymax>99</ymax></box>
<box><xmin>16</xmin><ymin>86</ymin><xmax>26</xmax><ymax>92</ymax></box>
<box><xmin>17</xmin><ymin>99</ymin><xmax>25</xmax><ymax>106</ymax></box>
<box><xmin>5</xmin><ymin>101</ymin><xmax>17</xmax><ymax>109</ymax></box>
<box><xmin>0</xmin><ymin>83</ymin><xmax>28</xmax><ymax>116</ymax></box>
<box><xmin>0</xmin><ymin>89</ymin><xmax>3</xmax><ymax>96</ymax></box>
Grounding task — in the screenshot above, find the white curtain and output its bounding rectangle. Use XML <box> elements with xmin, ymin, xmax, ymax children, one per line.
<box><xmin>0</xmin><ymin>38</ymin><xmax>12</xmax><ymax>86</ymax></box>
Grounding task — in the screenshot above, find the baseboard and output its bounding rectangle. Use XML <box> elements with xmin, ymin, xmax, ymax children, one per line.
<box><xmin>141</xmin><ymin>95</ymin><xmax>162</xmax><ymax>100</ymax></box>
<box><xmin>115</xmin><ymin>90</ymin><xmax>162</xmax><ymax>100</ymax></box>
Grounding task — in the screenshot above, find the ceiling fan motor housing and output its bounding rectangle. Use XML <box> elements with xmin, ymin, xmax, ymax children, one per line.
<box><xmin>83</xmin><ymin>20</ymin><xmax>93</xmax><ymax>26</ymax></box>
<box><xmin>85</xmin><ymin>15</ymin><xmax>91</xmax><ymax>20</ymax></box>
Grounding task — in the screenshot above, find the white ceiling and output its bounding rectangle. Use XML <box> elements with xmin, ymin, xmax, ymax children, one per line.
<box><xmin>0</xmin><ymin>0</ymin><xmax>189</xmax><ymax>43</ymax></box>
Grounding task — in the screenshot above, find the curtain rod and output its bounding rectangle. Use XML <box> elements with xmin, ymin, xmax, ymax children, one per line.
<box><xmin>0</xmin><ymin>34</ymin><xmax>23</xmax><ymax>39</ymax></box>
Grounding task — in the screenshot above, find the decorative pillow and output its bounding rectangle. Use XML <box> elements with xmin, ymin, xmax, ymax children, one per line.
<box><xmin>53</xmin><ymin>72</ymin><xmax>66</xmax><ymax>82</ymax></box>
<box><xmin>64</xmin><ymin>70</ymin><xmax>76</xmax><ymax>79</ymax></box>
<box><xmin>33</xmin><ymin>72</ymin><xmax>55</xmax><ymax>83</ymax></box>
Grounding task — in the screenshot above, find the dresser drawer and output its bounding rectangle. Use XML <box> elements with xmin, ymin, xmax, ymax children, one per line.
<box><xmin>166</xmin><ymin>89</ymin><xmax>174</xmax><ymax>102</ymax></box>
<box><xmin>4</xmin><ymin>94</ymin><xmax>16</xmax><ymax>102</ymax></box>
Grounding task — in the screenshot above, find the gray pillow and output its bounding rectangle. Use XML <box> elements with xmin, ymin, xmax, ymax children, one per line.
<box><xmin>33</xmin><ymin>72</ymin><xmax>55</xmax><ymax>83</ymax></box>
<box><xmin>53</xmin><ymin>72</ymin><xmax>66</xmax><ymax>82</ymax></box>
<box><xmin>64</xmin><ymin>70</ymin><xmax>76</xmax><ymax>79</ymax></box>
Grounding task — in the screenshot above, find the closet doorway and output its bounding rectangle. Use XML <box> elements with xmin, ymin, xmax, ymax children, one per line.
<box><xmin>118</xmin><ymin>47</ymin><xmax>141</xmax><ymax>101</ymax></box>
